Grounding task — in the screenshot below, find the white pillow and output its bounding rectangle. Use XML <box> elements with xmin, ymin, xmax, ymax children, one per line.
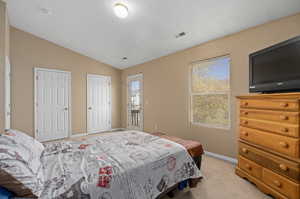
<box><xmin>4</xmin><ymin>129</ymin><xmax>44</xmax><ymax>157</ymax></box>
<box><xmin>0</xmin><ymin>129</ymin><xmax>45</xmax><ymax>197</ymax></box>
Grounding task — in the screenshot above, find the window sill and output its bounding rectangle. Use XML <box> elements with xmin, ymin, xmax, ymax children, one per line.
<box><xmin>191</xmin><ymin>122</ymin><xmax>231</xmax><ymax>130</ymax></box>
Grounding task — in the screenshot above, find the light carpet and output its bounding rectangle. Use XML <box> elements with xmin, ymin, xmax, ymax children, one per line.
<box><xmin>163</xmin><ymin>155</ymin><xmax>272</xmax><ymax>199</ymax></box>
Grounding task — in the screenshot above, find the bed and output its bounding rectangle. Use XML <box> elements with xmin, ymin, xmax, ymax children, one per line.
<box><xmin>0</xmin><ymin>129</ymin><xmax>203</xmax><ymax>199</ymax></box>
<box><xmin>152</xmin><ymin>132</ymin><xmax>203</xmax><ymax>198</ymax></box>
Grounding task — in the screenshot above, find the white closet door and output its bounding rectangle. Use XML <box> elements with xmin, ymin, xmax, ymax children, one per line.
<box><xmin>35</xmin><ymin>68</ymin><xmax>71</xmax><ymax>142</ymax></box>
<box><xmin>87</xmin><ymin>74</ymin><xmax>111</xmax><ymax>134</ymax></box>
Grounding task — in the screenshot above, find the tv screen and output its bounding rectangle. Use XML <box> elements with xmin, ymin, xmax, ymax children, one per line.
<box><xmin>249</xmin><ymin>36</ymin><xmax>300</xmax><ymax>93</ymax></box>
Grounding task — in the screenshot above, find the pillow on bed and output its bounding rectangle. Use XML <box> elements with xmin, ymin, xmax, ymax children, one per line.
<box><xmin>0</xmin><ymin>130</ymin><xmax>45</xmax><ymax>197</ymax></box>
<box><xmin>1</xmin><ymin>129</ymin><xmax>45</xmax><ymax>174</ymax></box>
<box><xmin>3</xmin><ymin>129</ymin><xmax>44</xmax><ymax>159</ymax></box>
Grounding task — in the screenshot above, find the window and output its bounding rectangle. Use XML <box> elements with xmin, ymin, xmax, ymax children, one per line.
<box><xmin>190</xmin><ymin>56</ymin><xmax>230</xmax><ymax>129</ymax></box>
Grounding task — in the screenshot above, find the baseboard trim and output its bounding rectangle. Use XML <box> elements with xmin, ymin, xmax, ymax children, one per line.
<box><xmin>110</xmin><ymin>128</ymin><xmax>126</xmax><ymax>132</ymax></box>
<box><xmin>71</xmin><ymin>128</ymin><xmax>125</xmax><ymax>138</ymax></box>
<box><xmin>205</xmin><ymin>151</ymin><xmax>238</xmax><ymax>164</ymax></box>
<box><xmin>71</xmin><ymin>133</ymin><xmax>87</xmax><ymax>138</ymax></box>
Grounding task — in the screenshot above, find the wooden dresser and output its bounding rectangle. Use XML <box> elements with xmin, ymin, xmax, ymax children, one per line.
<box><xmin>236</xmin><ymin>93</ymin><xmax>300</xmax><ymax>199</ymax></box>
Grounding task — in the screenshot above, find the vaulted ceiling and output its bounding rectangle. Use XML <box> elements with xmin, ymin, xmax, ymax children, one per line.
<box><xmin>7</xmin><ymin>0</ymin><xmax>300</xmax><ymax>69</ymax></box>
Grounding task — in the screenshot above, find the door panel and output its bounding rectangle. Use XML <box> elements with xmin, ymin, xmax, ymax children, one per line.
<box><xmin>87</xmin><ymin>75</ymin><xmax>111</xmax><ymax>134</ymax></box>
<box><xmin>127</xmin><ymin>74</ymin><xmax>143</xmax><ymax>130</ymax></box>
<box><xmin>35</xmin><ymin>68</ymin><xmax>70</xmax><ymax>142</ymax></box>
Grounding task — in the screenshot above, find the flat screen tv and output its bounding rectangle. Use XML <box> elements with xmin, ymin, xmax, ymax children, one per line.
<box><xmin>249</xmin><ymin>35</ymin><xmax>300</xmax><ymax>93</ymax></box>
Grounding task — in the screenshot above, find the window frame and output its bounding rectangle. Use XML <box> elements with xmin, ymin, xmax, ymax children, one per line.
<box><xmin>189</xmin><ymin>55</ymin><xmax>231</xmax><ymax>130</ymax></box>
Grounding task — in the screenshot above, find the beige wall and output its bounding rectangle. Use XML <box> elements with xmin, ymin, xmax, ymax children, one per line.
<box><xmin>10</xmin><ymin>27</ymin><xmax>122</xmax><ymax>137</ymax></box>
<box><xmin>121</xmin><ymin>13</ymin><xmax>300</xmax><ymax>158</ymax></box>
<box><xmin>8</xmin><ymin>12</ymin><xmax>300</xmax><ymax>156</ymax></box>
<box><xmin>0</xmin><ymin>0</ymin><xmax>9</xmax><ymax>132</ymax></box>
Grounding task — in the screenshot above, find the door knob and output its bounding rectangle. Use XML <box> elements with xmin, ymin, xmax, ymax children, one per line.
<box><xmin>88</xmin><ymin>107</ymin><xmax>92</xmax><ymax>110</ymax></box>
<box><xmin>64</xmin><ymin>107</ymin><xmax>68</xmax><ymax>111</ymax></box>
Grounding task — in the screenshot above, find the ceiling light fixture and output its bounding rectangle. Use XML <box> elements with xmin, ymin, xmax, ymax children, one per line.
<box><xmin>175</xmin><ymin>32</ymin><xmax>186</xmax><ymax>38</ymax></box>
<box><xmin>114</xmin><ymin>3</ymin><xmax>129</xmax><ymax>18</ymax></box>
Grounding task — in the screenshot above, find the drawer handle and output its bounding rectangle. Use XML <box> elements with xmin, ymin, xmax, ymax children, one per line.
<box><xmin>280</xmin><ymin>128</ymin><xmax>289</xmax><ymax>133</ymax></box>
<box><xmin>242</xmin><ymin>102</ymin><xmax>248</xmax><ymax>106</ymax></box>
<box><xmin>279</xmin><ymin>115</ymin><xmax>288</xmax><ymax>120</ymax></box>
<box><xmin>280</xmin><ymin>103</ymin><xmax>289</xmax><ymax>108</ymax></box>
<box><xmin>273</xmin><ymin>180</ymin><xmax>282</xmax><ymax>188</ymax></box>
<box><xmin>279</xmin><ymin>142</ymin><xmax>289</xmax><ymax>148</ymax></box>
<box><xmin>241</xmin><ymin>120</ymin><xmax>248</xmax><ymax>125</ymax></box>
<box><xmin>242</xmin><ymin>131</ymin><xmax>248</xmax><ymax>136</ymax></box>
<box><xmin>242</xmin><ymin>148</ymin><xmax>248</xmax><ymax>153</ymax></box>
<box><xmin>243</xmin><ymin>112</ymin><xmax>249</xmax><ymax>116</ymax></box>
<box><xmin>279</xmin><ymin>164</ymin><xmax>289</xmax><ymax>171</ymax></box>
<box><xmin>245</xmin><ymin>164</ymin><xmax>252</xmax><ymax>170</ymax></box>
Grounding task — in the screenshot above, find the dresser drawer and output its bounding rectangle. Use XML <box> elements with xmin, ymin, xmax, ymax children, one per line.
<box><xmin>240</xmin><ymin>127</ymin><xmax>300</xmax><ymax>158</ymax></box>
<box><xmin>262</xmin><ymin>168</ymin><xmax>300</xmax><ymax>199</ymax></box>
<box><xmin>239</xmin><ymin>142</ymin><xmax>300</xmax><ymax>182</ymax></box>
<box><xmin>238</xmin><ymin>156</ymin><xmax>262</xmax><ymax>179</ymax></box>
<box><xmin>240</xmin><ymin>109</ymin><xmax>299</xmax><ymax>125</ymax></box>
<box><xmin>236</xmin><ymin>168</ymin><xmax>289</xmax><ymax>199</ymax></box>
<box><xmin>240</xmin><ymin>118</ymin><xmax>299</xmax><ymax>138</ymax></box>
<box><xmin>240</xmin><ymin>99</ymin><xmax>299</xmax><ymax>111</ymax></box>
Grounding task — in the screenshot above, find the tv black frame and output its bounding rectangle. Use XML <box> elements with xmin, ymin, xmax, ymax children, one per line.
<box><xmin>249</xmin><ymin>35</ymin><xmax>300</xmax><ymax>93</ymax></box>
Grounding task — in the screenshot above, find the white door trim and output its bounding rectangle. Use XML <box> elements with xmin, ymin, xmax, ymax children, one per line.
<box><xmin>4</xmin><ymin>56</ymin><xmax>11</xmax><ymax>130</ymax></box>
<box><xmin>34</xmin><ymin>67</ymin><xmax>72</xmax><ymax>141</ymax></box>
<box><xmin>127</xmin><ymin>73</ymin><xmax>144</xmax><ymax>130</ymax></box>
<box><xmin>87</xmin><ymin>74</ymin><xmax>112</xmax><ymax>134</ymax></box>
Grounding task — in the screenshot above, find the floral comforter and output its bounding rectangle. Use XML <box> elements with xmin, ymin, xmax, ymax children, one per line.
<box><xmin>40</xmin><ymin>131</ymin><xmax>202</xmax><ymax>199</ymax></box>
